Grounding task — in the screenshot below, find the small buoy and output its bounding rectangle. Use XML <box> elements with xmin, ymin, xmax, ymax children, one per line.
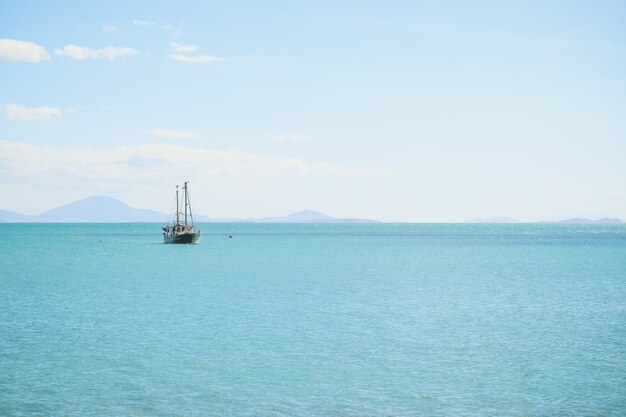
<box><xmin>99</xmin><ymin>240</ymin><xmax>104</xmax><ymax>243</ymax></box>
<box><xmin>228</xmin><ymin>235</ymin><xmax>233</xmax><ymax>239</ymax></box>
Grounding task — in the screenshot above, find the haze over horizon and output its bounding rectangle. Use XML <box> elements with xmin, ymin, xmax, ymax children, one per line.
<box><xmin>1</xmin><ymin>1</ymin><xmax>625</xmax><ymax>222</ymax></box>
<box><xmin>1</xmin><ymin>195</ymin><xmax>623</xmax><ymax>225</ymax></box>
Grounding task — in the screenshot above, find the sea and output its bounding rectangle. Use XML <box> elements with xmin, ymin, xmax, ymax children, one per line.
<box><xmin>1</xmin><ymin>223</ymin><xmax>625</xmax><ymax>416</ymax></box>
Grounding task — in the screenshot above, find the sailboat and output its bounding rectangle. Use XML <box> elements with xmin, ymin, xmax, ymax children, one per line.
<box><xmin>162</xmin><ymin>182</ymin><xmax>201</xmax><ymax>244</ymax></box>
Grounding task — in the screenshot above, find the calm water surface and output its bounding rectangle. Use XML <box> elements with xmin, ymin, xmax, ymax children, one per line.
<box><xmin>1</xmin><ymin>223</ymin><xmax>625</xmax><ymax>416</ymax></box>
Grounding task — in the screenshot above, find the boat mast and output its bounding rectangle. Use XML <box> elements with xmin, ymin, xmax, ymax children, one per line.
<box><xmin>184</xmin><ymin>181</ymin><xmax>188</xmax><ymax>225</ymax></box>
<box><xmin>176</xmin><ymin>185</ymin><xmax>180</xmax><ymax>225</ymax></box>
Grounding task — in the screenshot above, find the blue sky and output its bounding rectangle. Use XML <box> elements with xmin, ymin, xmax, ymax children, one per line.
<box><xmin>1</xmin><ymin>0</ymin><xmax>625</xmax><ymax>221</ymax></box>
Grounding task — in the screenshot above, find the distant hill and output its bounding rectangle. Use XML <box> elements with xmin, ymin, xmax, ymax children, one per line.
<box><xmin>0</xmin><ymin>209</ymin><xmax>31</xmax><ymax>222</ymax></box>
<box><xmin>0</xmin><ymin>197</ymin><xmax>178</xmax><ymax>223</ymax></box>
<box><xmin>3</xmin><ymin>199</ymin><xmax>621</xmax><ymax>224</ymax></box>
<box><xmin>258</xmin><ymin>210</ymin><xmax>333</xmax><ymax>223</ymax></box>
<box><xmin>467</xmin><ymin>216</ymin><xmax>624</xmax><ymax>224</ymax></box>
<box><xmin>255</xmin><ymin>210</ymin><xmax>379</xmax><ymax>223</ymax></box>
<box><xmin>468</xmin><ymin>216</ymin><xmax>520</xmax><ymax>224</ymax></box>
<box><xmin>3</xmin><ymin>196</ymin><xmax>170</xmax><ymax>223</ymax></box>
<box><xmin>540</xmin><ymin>217</ymin><xmax>624</xmax><ymax>224</ymax></box>
<box><xmin>595</xmin><ymin>218</ymin><xmax>624</xmax><ymax>224</ymax></box>
<box><xmin>0</xmin><ymin>197</ymin><xmax>379</xmax><ymax>223</ymax></box>
<box><xmin>37</xmin><ymin>196</ymin><xmax>169</xmax><ymax>222</ymax></box>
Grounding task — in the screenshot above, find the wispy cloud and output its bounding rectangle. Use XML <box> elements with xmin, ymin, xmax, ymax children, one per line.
<box><xmin>0</xmin><ymin>140</ymin><xmax>359</xmax><ymax>183</ymax></box>
<box><xmin>148</xmin><ymin>129</ymin><xmax>202</xmax><ymax>139</ymax></box>
<box><xmin>168</xmin><ymin>54</ymin><xmax>224</xmax><ymax>63</ymax></box>
<box><xmin>132</xmin><ymin>19</ymin><xmax>152</xmax><ymax>26</ymax></box>
<box><xmin>267</xmin><ymin>133</ymin><xmax>309</xmax><ymax>142</ymax></box>
<box><xmin>65</xmin><ymin>106</ymin><xmax>81</xmax><ymax>114</ymax></box>
<box><xmin>132</xmin><ymin>19</ymin><xmax>174</xmax><ymax>31</ymax></box>
<box><xmin>169</xmin><ymin>42</ymin><xmax>198</xmax><ymax>53</ymax></box>
<box><xmin>166</xmin><ymin>40</ymin><xmax>223</xmax><ymax>63</ymax></box>
<box><xmin>2</xmin><ymin>104</ymin><xmax>61</xmax><ymax>120</ymax></box>
<box><xmin>102</xmin><ymin>24</ymin><xmax>122</xmax><ymax>33</ymax></box>
<box><xmin>0</xmin><ymin>38</ymin><xmax>50</xmax><ymax>62</ymax></box>
<box><xmin>133</xmin><ymin>19</ymin><xmax>181</xmax><ymax>39</ymax></box>
<box><xmin>54</xmin><ymin>45</ymin><xmax>137</xmax><ymax>60</ymax></box>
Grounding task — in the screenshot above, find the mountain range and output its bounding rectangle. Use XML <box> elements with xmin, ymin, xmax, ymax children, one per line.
<box><xmin>469</xmin><ymin>216</ymin><xmax>521</xmax><ymax>223</ymax></box>
<box><xmin>0</xmin><ymin>196</ymin><xmax>379</xmax><ymax>223</ymax></box>
<box><xmin>537</xmin><ymin>217</ymin><xmax>624</xmax><ymax>224</ymax></box>
<box><xmin>469</xmin><ymin>216</ymin><xmax>623</xmax><ymax>224</ymax></box>
<box><xmin>0</xmin><ymin>197</ymin><xmax>623</xmax><ymax>224</ymax></box>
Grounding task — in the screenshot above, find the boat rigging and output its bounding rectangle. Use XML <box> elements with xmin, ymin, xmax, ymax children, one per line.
<box><xmin>162</xmin><ymin>182</ymin><xmax>201</xmax><ymax>244</ymax></box>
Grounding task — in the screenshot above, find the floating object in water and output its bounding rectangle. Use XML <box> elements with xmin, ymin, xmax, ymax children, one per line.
<box><xmin>99</xmin><ymin>240</ymin><xmax>104</xmax><ymax>243</ymax></box>
<box><xmin>229</xmin><ymin>235</ymin><xmax>233</xmax><ymax>239</ymax></box>
<box><xmin>163</xmin><ymin>181</ymin><xmax>201</xmax><ymax>244</ymax></box>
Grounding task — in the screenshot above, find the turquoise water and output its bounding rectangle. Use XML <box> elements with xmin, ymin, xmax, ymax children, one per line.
<box><xmin>1</xmin><ymin>223</ymin><xmax>625</xmax><ymax>416</ymax></box>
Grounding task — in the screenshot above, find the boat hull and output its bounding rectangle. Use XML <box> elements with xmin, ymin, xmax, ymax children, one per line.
<box><xmin>164</xmin><ymin>231</ymin><xmax>200</xmax><ymax>244</ymax></box>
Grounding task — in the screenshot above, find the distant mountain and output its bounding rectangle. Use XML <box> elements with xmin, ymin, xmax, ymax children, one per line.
<box><xmin>596</xmin><ymin>218</ymin><xmax>624</xmax><ymax>224</ymax></box>
<box><xmin>0</xmin><ymin>197</ymin><xmax>379</xmax><ymax>223</ymax></box>
<box><xmin>258</xmin><ymin>210</ymin><xmax>333</xmax><ymax>223</ymax></box>
<box><xmin>540</xmin><ymin>217</ymin><xmax>624</xmax><ymax>224</ymax></box>
<box><xmin>467</xmin><ymin>216</ymin><xmax>624</xmax><ymax>224</ymax></box>
<box><xmin>27</xmin><ymin>196</ymin><xmax>168</xmax><ymax>223</ymax></box>
<box><xmin>552</xmin><ymin>217</ymin><xmax>593</xmax><ymax>224</ymax></box>
<box><xmin>469</xmin><ymin>216</ymin><xmax>520</xmax><ymax>224</ymax></box>
<box><xmin>5</xmin><ymin>198</ymin><xmax>621</xmax><ymax>224</ymax></box>
<box><xmin>0</xmin><ymin>209</ymin><xmax>31</xmax><ymax>223</ymax></box>
<box><xmin>255</xmin><ymin>210</ymin><xmax>379</xmax><ymax>223</ymax></box>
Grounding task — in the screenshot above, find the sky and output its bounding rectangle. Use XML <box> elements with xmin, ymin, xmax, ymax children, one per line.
<box><xmin>1</xmin><ymin>0</ymin><xmax>625</xmax><ymax>222</ymax></box>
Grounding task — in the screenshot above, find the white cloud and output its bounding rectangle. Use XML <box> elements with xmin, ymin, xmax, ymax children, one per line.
<box><xmin>132</xmin><ymin>19</ymin><xmax>155</xmax><ymax>26</ymax></box>
<box><xmin>169</xmin><ymin>42</ymin><xmax>198</xmax><ymax>53</ymax></box>
<box><xmin>0</xmin><ymin>140</ymin><xmax>359</xmax><ymax>183</ymax></box>
<box><xmin>2</xmin><ymin>104</ymin><xmax>62</xmax><ymax>120</ymax></box>
<box><xmin>166</xmin><ymin>41</ymin><xmax>223</xmax><ymax>63</ymax></box>
<box><xmin>132</xmin><ymin>19</ymin><xmax>174</xmax><ymax>31</ymax></box>
<box><xmin>133</xmin><ymin>19</ymin><xmax>181</xmax><ymax>39</ymax></box>
<box><xmin>65</xmin><ymin>106</ymin><xmax>81</xmax><ymax>114</ymax></box>
<box><xmin>267</xmin><ymin>133</ymin><xmax>309</xmax><ymax>142</ymax></box>
<box><xmin>102</xmin><ymin>24</ymin><xmax>121</xmax><ymax>33</ymax></box>
<box><xmin>168</xmin><ymin>54</ymin><xmax>224</xmax><ymax>63</ymax></box>
<box><xmin>54</xmin><ymin>45</ymin><xmax>137</xmax><ymax>61</ymax></box>
<box><xmin>0</xmin><ymin>38</ymin><xmax>50</xmax><ymax>62</ymax></box>
<box><xmin>148</xmin><ymin>129</ymin><xmax>202</xmax><ymax>139</ymax></box>
<box><xmin>167</xmin><ymin>42</ymin><xmax>225</xmax><ymax>63</ymax></box>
